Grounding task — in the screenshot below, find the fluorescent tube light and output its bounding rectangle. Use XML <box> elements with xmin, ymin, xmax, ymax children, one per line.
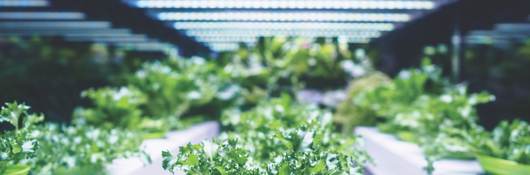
<box><xmin>134</xmin><ymin>0</ymin><xmax>435</xmax><ymax>10</ymax></box>
<box><xmin>159</xmin><ymin>11</ymin><xmax>410</xmax><ymax>22</ymax></box>
<box><xmin>0</xmin><ymin>12</ymin><xmax>84</xmax><ymax>20</ymax></box>
<box><xmin>174</xmin><ymin>22</ymin><xmax>394</xmax><ymax>31</ymax></box>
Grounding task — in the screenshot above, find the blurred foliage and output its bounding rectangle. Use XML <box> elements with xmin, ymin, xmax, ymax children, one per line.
<box><xmin>0</xmin><ymin>37</ymin><xmax>148</xmax><ymax>122</ymax></box>
<box><xmin>73</xmin><ymin>87</ymin><xmax>147</xmax><ymax>130</ymax></box>
<box><xmin>219</xmin><ymin>37</ymin><xmax>372</xmax><ymax>91</ymax></box>
<box><xmin>424</xmin><ymin>40</ymin><xmax>530</xmax><ymax>128</ymax></box>
<box><xmin>334</xmin><ymin>72</ymin><xmax>391</xmax><ymax>133</ymax></box>
<box><xmin>471</xmin><ymin>120</ymin><xmax>530</xmax><ymax>165</ymax></box>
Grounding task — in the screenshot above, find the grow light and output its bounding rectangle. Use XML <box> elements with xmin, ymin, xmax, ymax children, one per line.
<box><xmin>65</xmin><ymin>36</ymin><xmax>151</xmax><ymax>43</ymax></box>
<box><xmin>63</xmin><ymin>33</ymin><xmax>138</xmax><ymax>38</ymax></box>
<box><xmin>0</xmin><ymin>0</ymin><xmax>48</xmax><ymax>7</ymax></box>
<box><xmin>0</xmin><ymin>12</ymin><xmax>84</xmax><ymax>20</ymax></box>
<box><xmin>208</xmin><ymin>43</ymin><xmax>240</xmax><ymax>51</ymax></box>
<box><xmin>174</xmin><ymin>22</ymin><xmax>394</xmax><ymax>31</ymax></box>
<box><xmin>0</xmin><ymin>21</ymin><xmax>111</xmax><ymax>29</ymax></box>
<box><xmin>133</xmin><ymin>0</ymin><xmax>435</xmax><ymax>10</ymax></box>
<box><xmin>186</xmin><ymin>29</ymin><xmax>381</xmax><ymax>38</ymax></box>
<box><xmin>0</xmin><ymin>29</ymin><xmax>132</xmax><ymax>36</ymax></box>
<box><xmin>65</xmin><ymin>34</ymin><xmax>148</xmax><ymax>40</ymax></box>
<box><xmin>116</xmin><ymin>42</ymin><xmax>175</xmax><ymax>51</ymax></box>
<box><xmin>158</xmin><ymin>11</ymin><xmax>411</xmax><ymax>22</ymax></box>
<box><xmin>194</xmin><ymin>36</ymin><xmax>258</xmax><ymax>43</ymax></box>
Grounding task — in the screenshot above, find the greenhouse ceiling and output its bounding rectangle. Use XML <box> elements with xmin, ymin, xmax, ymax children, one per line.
<box><xmin>0</xmin><ymin>0</ymin><xmax>455</xmax><ymax>53</ymax></box>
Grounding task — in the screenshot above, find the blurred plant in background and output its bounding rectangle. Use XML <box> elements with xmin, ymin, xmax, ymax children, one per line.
<box><xmin>0</xmin><ymin>37</ymin><xmax>150</xmax><ymax>122</ymax></box>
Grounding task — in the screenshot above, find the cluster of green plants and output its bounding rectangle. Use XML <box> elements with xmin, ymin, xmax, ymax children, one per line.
<box><xmin>0</xmin><ymin>102</ymin><xmax>145</xmax><ymax>175</ymax></box>
<box><xmin>219</xmin><ymin>37</ymin><xmax>371</xmax><ymax>90</ymax></box>
<box><xmin>73</xmin><ymin>57</ymin><xmax>245</xmax><ymax>136</ymax></box>
<box><xmin>337</xmin><ymin>58</ymin><xmax>530</xmax><ymax>173</ymax></box>
<box><xmin>471</xmin><ymin>120</ymin><xmax>529</xmax><ymax>164</ymax></box>
<box><xmin>162</xmin><ymin>95</ymin><xmax>369</xmax><ymax>174</ymax></box>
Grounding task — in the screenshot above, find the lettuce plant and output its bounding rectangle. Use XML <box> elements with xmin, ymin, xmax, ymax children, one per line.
<box><xmin>73</xmin><ymin>86</ymin><xmax>147</xmax><ymax>130</ymax></box>
<box><xmin>0</xmin><ymin>102</ymin><xmax>43</xmax><ymax>174</ymax></box>
<box><xmin>30</xmin><ymin>124</ymin><xmax>146</xmax><ymax>175</ymax></box>
<box><xmin>1</xmin><ymin>102</ymin><xmax>146</xmax><ymax>175</ymax></box>
<box><xmin>472</xmin><ymin>120</ymin><xmax>530</xmax><ymax>164</ymax></box>
<box><xmin>162</xmin><ymin>96</ymin><xmax>369</xmax><ymax>174</ymax></box>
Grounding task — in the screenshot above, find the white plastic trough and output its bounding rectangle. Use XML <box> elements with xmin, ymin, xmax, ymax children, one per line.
<box><xmin>106</xmin><ymin>121</ymin><xmax>220</xmax><ymax>175</ymax></box>
<box><xmin>355</xmin><ymin>127</ymin><xmax>484</xmax><ymax>175</ymax></box>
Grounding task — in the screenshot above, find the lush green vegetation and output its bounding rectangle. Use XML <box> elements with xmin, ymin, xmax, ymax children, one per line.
<box><xmin>162</xmin><ymin>95</ymin><xmax>369</xmax><ymax>174</ymax></box>
<box><xmin>0</xmin><ymin>102</ymin><xmax>145</xmax><ymax>175</ymax></box>
<box><xmin>1</xmin><ymin>36</ymin><xmax>528</xmax><ymax>175</ymax></box>
<box><xmin>336</xmin><ymin>58</ymin><xmax>529</xmax><ymax>173</ymax></box>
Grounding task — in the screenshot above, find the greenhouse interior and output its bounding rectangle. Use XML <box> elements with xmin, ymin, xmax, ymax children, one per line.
<box><xmin>0</xmin><ymin>0</ymin><xmax>529</xmax><ymax>175</ymax></box>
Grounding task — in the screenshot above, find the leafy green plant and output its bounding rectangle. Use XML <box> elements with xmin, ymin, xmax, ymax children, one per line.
<box><xmin>472</xmin><ymin>120</ymin><xmax>530</xmax><ymax>164</ymax></box>
<box><xmin>73</xmin><ymin>86</ymin><xmax>147</xmax><ymax>130</ymax></box>
<box><xmin>162</xmin><ymin>96</ymin><xmax>369</xmax><ymax>174</ymax></box>
<box><xmin>334</xmin><ymin>72</ymin><xmax>391</xmax><ymax>133</ymax></box>
<box><xmin>1</xmin><ymin>101</ymin><xmax>146</xmax><ymax>175</ymax></box>
<box><xmin>30</xmin><ymin>124</ymin><xmax>146</xmax><ymax>175</ymax></box>
<box><xmin>0</xmin><ymin>102</ymin><xmax>43</xmax><ymax>174</ymax></box>
<box><xmin>340</xmin><ymin>60</ymin><xmax>497</xmax><ymax>173</ymax></box>
<box><xmin>128</xmin><ymin>58</ymin><xmax>238</xmax><ymax>119</ymax></box>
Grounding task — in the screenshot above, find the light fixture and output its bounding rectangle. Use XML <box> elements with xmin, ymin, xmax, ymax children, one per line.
<box><xmin>186</xmin><ymin>29</ymin><xmax>381</xmax><ymax>38</ymax></box>
<box><xmin>0</xmin><ymin>12</ymin><xmax>84</xmax><ymax>20</ymax></box>
<box><xmin>0</xmin><ymin>29</ymin><xmax>132</xmax><ymax>36</ymax></box>
<box><xmin>0</xmin><ymin>21</ymin><xmax>111</xmax><ymax>29</ymax></box>
<box><xmin>158</xmin><ymin>11</ymin><xmax>411</xmax><ymax>22</ymax></box>
<box><xmin>194</xmin><ymin>36</ymin><xmax>258</xmax><ymax>43</ymax></box>
<box><xmin>174</xmin><ymin>22</ymin><xmax>394</xmax><ymax>31</ymax></box>
<box><xmin>64</xmin><ymin>36</ymin><xmax>151</xmax><ymax>43</ymax></box>
<box><xmin>207</xmin><ymin>43</ymin><xmax>240</xmax><ymax>51</ymax></box>
<box><xmin>134</xmin><ymin>0</ymin><xmax>435</xmax><ymax>10</ymax></box>
<box><xmin>0</xmin><ymin>0</ymin><xmax>48</xmax><ymax>7</ymax></box>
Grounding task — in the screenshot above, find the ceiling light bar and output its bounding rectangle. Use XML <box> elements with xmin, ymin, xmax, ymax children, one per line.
<box><xmin>65</xmin><ymin>34</ymin><xmax>148</xmax><ymax>40</ymax></box>
<box><xmin>158</xmin><ymin>11</ymin><xmax>411</xmax><ymax>22</ymax></box>
<box><xmin>0</xmin><ymin>21</ymin><xmax>111</xmax><ymax>29</ymax></box>
<box><xmin>186</xmin><ymin>29</ymin><xmax>382</xmax><ymax>38</ymax></box>
<box><xmin>0</xmin><ymin>29</ymin><xmax>132</xmax><ymax>36</ymax></box>
<box><xmin>194</xmin><ymin>36</ymin><xmax>258</xmax><ymax>43</ymax></box>
<box><xmin>208</xmin><ymin>43</ymin><xmax>240</xmax><ymax>51</ymax></box>
<box><xmin>64</xmin><ymin>37</ymin><xmax>151</xmax><ymax>43</ymax></box>
<box><xmin>0</xmin><ymin>0</ymin><xmax>48</xmax><ymax>7</ymax></box>
<box><xmin>174</xmin><ymin>22</ymin><xmax>394</xmax><ymax>31</ymax></box>
<box><xmin>116</xmin><ymin>42</ymin><xmax>174</xmax><ymax>51</ymax></box>
<box><xmin>0</xmin><ymin>12</ymin><xmax>85</xmax><ymax>20</ymax></box>
<box><xmin>133</xmin><ymin>0</ymin><xmax>435</xmax><ymax>10</ymax></box>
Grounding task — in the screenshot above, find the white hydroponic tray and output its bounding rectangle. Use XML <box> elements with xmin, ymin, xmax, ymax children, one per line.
<box><xmin>355</xmin><ymin>127</ymin><xmax>484</xmax><ymax>175</ymax></box>
<box><xmin>107</xmin><ymin>121</ymin><xmax>220</xmax><ymax>175</ymax></box>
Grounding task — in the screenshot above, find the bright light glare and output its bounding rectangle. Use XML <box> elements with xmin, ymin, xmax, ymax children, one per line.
<box><xmin>174</xmin><ymin>22</ymin><xmax>394</xmax><ymax>31</ymax></box>
<box><xmin>135</xmin><ymin>0</ymin><xmax>435</xmax><ymax>10</ymax></box>
<box><xmin>158</xmin><ymin>11</ymin><xmax>411</xmax><ymax>22</ymax></box>
<box><xmin>186</xmin><ymin>29</ymin><xmax>382</xmax><ymax>38</ymax></box>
